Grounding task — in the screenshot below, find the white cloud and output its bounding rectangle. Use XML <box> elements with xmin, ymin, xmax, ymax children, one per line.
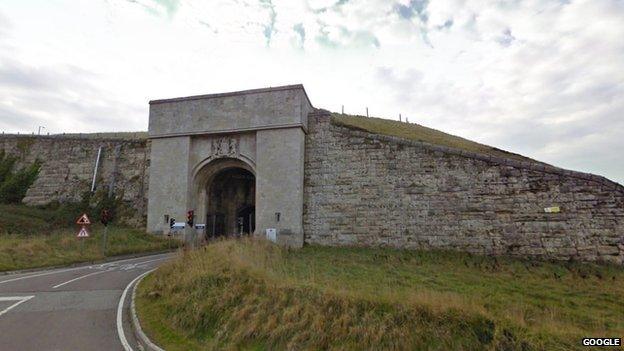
<box><xmin>0</xmin><ymin>0</ymin><xmax>622</xmax><ymax>184</ymax></box>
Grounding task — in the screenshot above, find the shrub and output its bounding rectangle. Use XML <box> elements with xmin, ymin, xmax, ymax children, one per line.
<box><xmin>0</xmin><ymin>150</ymin><xmax>17</xmax><ymax>183</ymax></box>
<box><xmin>0</xmin><ymin>159</ymin><xmax>41</xmax><ymax>204</ymax></box>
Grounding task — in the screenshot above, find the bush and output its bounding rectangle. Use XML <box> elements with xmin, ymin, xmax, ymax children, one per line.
<box><xmin>0</xmin><ymin>150</ymin><xmax>17</xmax><ymax>184</ymax></box>
<box><xmin>0</xmin><ymin>157</ymin><xmax>41</xmax><ymax>204</ymax></box>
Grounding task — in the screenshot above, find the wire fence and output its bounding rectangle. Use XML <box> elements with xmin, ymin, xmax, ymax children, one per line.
<box><xmin>0</xmin><ymin>131</ymin><xmax>148</xmax><ymax>140</ymax></box>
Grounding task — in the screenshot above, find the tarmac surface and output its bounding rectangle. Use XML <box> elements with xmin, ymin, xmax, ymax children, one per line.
<box><xmin>0</xmin><ymin>252</ymin><xmax>173</xmax><ymax>351</ymax></box>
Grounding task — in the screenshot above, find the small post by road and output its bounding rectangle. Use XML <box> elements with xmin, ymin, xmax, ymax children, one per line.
<box><xmin>102</xmin><ymin>226</ymin><xmax>108</xmax><ymax>254</ymax></box>
<box><xmin>168</xmin><ymin>217</ymin><xmax>175</xmax><ymax>249</ymax></box>
<box><xmin>186</xmin><ymin>210</ymin><xmax>195</xmax><ymax>249</ymax></box>
<box><xmin>100</xmin><ymin>209</ymin><xmax>112</xmax><ymax>255</ymax></box>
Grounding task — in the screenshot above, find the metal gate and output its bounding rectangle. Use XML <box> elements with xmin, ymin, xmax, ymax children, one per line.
<box><xmin>206</xmin><ymin>213</ymin><xmax>225</xmax><ymax>238</ymax></box>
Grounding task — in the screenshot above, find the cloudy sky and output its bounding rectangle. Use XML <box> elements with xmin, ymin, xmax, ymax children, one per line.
<box><xmin>0</xmin><ymin>0</ymin><xmax>623</xmax><ymax>183</ymax></box>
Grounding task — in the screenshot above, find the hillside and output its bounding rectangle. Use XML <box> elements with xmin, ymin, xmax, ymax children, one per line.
<box><xmin>331</xmin><ymin>113</ymin><xmax>544</xmax><ymax>164</ymax></box>
<box><xmin>137</xmin><ymin>239</ymin><xmax>624</xmax><ymax>350</ymax></box>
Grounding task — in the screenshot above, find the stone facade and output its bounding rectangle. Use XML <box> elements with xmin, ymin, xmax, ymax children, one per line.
<box><xmin>1</xmin><ymin>85</ymin><xmax>623</xmax><ymax>263</ymax></box>
<box><xmin>147</xmin><ymin>85</ymin><xmax>312</xmax><ymax>247</ymax></box>
<box><xmin>304</xmin><ymin>111</ymin><xmax>624</xmax><ymax>264</ymax></box>
<box><xmin>0</xmin><ymin>135</ymin><xmax>149</xmax><ymax>226</ymax></box>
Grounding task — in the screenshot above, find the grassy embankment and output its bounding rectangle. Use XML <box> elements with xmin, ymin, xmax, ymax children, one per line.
<box><xmin>0</xmin><ymin>204</ymin><xmax>178</xmax><ymax>272</ymax></box>
<box><xmin>137</xmin><ymin>239</ymin><xmax>624</xmax><ymax>351</ymax></box>
<box><xmin>331</xmin><ymin>113</ymin><xmax>544</xmax><ymax>164</ymax></box>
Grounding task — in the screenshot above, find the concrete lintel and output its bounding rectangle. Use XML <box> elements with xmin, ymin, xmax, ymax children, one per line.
<box><xmin>149</xmin><ymin>84</ymin><xmax>312</xmax><ymax>107</ymax></box>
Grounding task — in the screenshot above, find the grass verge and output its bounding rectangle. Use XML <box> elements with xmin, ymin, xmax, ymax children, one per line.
<box><xmin>331</xmin><ymin>113</ymin><xmax>543</xmax><ymax>164</ymax></box>
<box><xmin>136</xmin><ymin>239</ymin><xmax>624</xmax><ymax>350</ymax></box>
<box><xmin>0</xmin><ymin>204</ymin><xmax>179</xmax><ymax>271</ymax></box>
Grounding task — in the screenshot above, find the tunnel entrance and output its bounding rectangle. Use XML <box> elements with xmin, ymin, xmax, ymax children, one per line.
<box><xmin>205</xmin><ymin>167</ymin><xmax>255</xmax><ymax>237</ymax></box>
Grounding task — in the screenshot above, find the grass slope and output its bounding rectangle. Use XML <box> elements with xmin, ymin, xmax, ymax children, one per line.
<box><xmin>0</xmin><ymin>204</ymin><xmax>58</xmax><ymax>235</ymax></box>
<box><xmin>137</xmin><ymin>239</ymin><xmax>624</xmax><ymax>351</ymax></box>
<box><xmin>0</xmin><ymin>204</ymin><xmax>178</xmax><ymax>271</ymax></box>
<box><xmin>331</xmin><ymin>113</ymin><xmax>543</xmax><ymax>164</ymax></box>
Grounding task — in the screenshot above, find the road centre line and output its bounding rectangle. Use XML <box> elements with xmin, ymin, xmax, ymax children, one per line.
<box><xmin>117</xmin><ymin>269</ymin><xmax>156</xmax><ymax>351</ymax></box>
<box><xmin>0</xmin><ymin>296</ymin><xmax>34</xmax><ymax>317</ymax></box>
<box><xmin>52</xmin><ymin>270</ymin><xmax>109</xmax><ymax>289</ymax></box>
<box><xmin>94</xmin><ymin>256</ymin><xmax>171</xmax><ymax>270</ymax></box>
<box><xmin>123</xmin><ymin>257</ymin><xmax>170</xmax><ymax>266</ymax></box>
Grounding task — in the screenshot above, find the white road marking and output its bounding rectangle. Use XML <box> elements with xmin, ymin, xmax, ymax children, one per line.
<box><xmin>52</xmin><ymin>270</ymin><xmax>109</xmax><ymax>289</ymax></box>
<box><xmin>0</xmin><ymin>296</ymin><xmax>34</xmax><ymax>317</ymax></box>
<box><xmin>0</xmin><ymin>266</ymin><xmax>90</xmax><ymax>285</ymax></box>
<box><xmin>117</xmin><ymin>269</ymin><xmax>156</xmax><ymax>351</ymax></box>
<box><xmin>94</xmin><ymin>256</ymin><xmax>170</xmax><ymax>270</ymax></box>
<box><xmin>0</xmin><ymin>254</ymin><xmax>172</xmax><ymax>286</ymax></box>
<box><xmin>120</xmin><ymin>257</ymin><xmax>170</xmax><ymax>269</ymax></box>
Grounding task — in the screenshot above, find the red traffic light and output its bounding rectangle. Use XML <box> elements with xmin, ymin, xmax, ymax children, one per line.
<box><xmin>186</xmin><ymin>210</ymin><xmax>194</xmax><ymax>226</ymax></box>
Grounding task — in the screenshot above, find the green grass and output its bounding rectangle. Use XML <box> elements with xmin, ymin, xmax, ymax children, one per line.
<box><xmin>0</xmin><ymin>204</ymin><xmax>179</xmax><ymax>271</ymax></box>
<box><xmin>137</xmin><ymin>239</ymin><xmax>624</xmax><ymax>351</ymax></box>
<box><xmin>331</xmin><ymin>113</ymin><xmax>543</xmax><ymax>164</ymax></box>
<box><xmin>0</xmin><ymin>204</ymin><xmax>57</xmax><ymax>235</ymax></box>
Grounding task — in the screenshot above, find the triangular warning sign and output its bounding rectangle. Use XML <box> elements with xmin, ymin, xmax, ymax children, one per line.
<box><xmin>77</xmin><ymin>226</ymin><xmax>90</xmax><ymax>238</ymax></box>
<box><xmin>76</xmin><ymin>213</ymin><xmax>91</xmax><ymax>225</ymax></box>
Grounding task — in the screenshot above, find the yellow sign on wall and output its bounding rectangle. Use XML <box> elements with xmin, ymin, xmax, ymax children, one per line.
<box><xmin>544</xmin><ymin>206</ymin><xmax>561</xmax><ymax>213</ymax></box>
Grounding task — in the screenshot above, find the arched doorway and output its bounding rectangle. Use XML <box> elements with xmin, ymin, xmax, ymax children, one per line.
<box><xmin>190</xmin><ymin>157</ymin><xmax>256</xmax><ymax>240</ymax></box>
<box><xmin>205</xmin><ymin>166</ymin><xmax>255</xmax><ymax>237</ymax></box>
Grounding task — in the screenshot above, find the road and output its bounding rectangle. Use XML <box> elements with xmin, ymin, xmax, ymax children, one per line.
<box><xmin>0</xmin><ymin>252</ymin><xmax>173</xmax><ymax>351</ymax></box>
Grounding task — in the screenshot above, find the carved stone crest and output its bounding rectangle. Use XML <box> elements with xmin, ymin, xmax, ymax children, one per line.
<box><xmin>211</xmin><ymin>136</ymin><xmax>239</xmax><ymax>157</ymax></box>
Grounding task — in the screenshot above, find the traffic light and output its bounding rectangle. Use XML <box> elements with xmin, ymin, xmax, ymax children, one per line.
<box><xmin>169</xmin><ymin>218</ymin><xmax>175</xmax><ymax>229</ymax></box>
<box><xmin>100</xmin><ymin>209</ymin><xmax>112</xmax><ymax>226</ymax></box>
<box><xmin>186</xmin><ymin>210</ymin><xmax>194</xmax><ymax>226</ymax></box>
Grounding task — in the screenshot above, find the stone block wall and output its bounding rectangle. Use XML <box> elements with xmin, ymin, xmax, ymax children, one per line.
<box><xmin>0</xmin><ymin>135</ymin><xmax>149</xmax><ymax>226</ymax></box>
<box><xmin>303</xmin><ymin>111</ymin><xmax>624</xmax><ymax>264</ymax></box>
<box><xmin>2</xmin><ymin>110</ymin><xmax>623</xmax><ymax>263</ymax></box>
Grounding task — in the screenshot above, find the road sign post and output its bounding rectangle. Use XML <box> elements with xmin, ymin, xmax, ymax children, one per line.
<box><xmin>76</xmin><ymin>213</ymin><xmax>91</xmax><ymax>256</ymax></box>
<box><xmin>102</xmin><ymin>226</ymin><xmax>108</xmax><ymax>255</ymax></box>
<box><xmin>77</xmin><ymin>226</ymin><xmax>90</xmax><ymax>254</ymax></box>
<box><xmin>100</xmin><ymin>209</ymin><xmax>112</xmax><ymax>255</ymax></box>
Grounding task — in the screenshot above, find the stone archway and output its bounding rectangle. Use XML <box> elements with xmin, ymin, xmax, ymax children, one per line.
<box><xmin>191</xmin><ymin>157</ymin><xmax>256</xmax><ymax>239</ymax></box>
<box><xmin>147</xmin><ymin>86</ymin><xmax>310</xmax><ymax>247</ymax></box>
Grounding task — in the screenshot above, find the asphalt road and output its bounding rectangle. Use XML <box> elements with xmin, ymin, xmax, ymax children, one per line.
<box><xmin>0</xmin><ymin>252</ymin><xmax>174</xmax><ymax>351</ymax></box>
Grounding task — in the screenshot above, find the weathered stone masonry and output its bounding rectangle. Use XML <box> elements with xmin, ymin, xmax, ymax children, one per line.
<box><xmin>303</xmin><ymin>111</ymin><xmax>624</xmax><ymax>264</ymax></box>
<box><xmin>0</xmin><ymin>135</ymin><xmax>149</xmax><ymax>226</ymax></box>
<box><xmin>1</xmin><ymin>98</ymin><xmax>623</xmax><ymax>264</ymax></box>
